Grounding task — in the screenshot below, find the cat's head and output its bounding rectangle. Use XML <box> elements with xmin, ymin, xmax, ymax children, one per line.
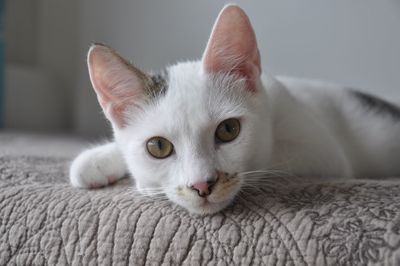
<box><xmin>87</xmin><ymin>5</ymin><xmax>272</xmax><ymax>214</ymax></box>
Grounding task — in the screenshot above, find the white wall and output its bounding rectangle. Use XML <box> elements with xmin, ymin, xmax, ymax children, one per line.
<box><xmin>6</xmin><ymin>0</ymin><xmax>37</xmax><ymax>65</ymax></box>
<box><xmin>5</xmin><ymin>0</ymin><xmax>78</xmax><ymax>131</ymax></box>
<box><xmin>76</xmin><ymin>0</ymin><xmax>400</xmax><ymax>137</ymax></box>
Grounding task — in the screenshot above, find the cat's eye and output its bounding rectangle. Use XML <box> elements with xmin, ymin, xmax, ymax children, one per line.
<box><xmin>215</xmin><ymin>118</ymin><xmax>240</xmax><ymax>143</ymax></box>
<box><xmin>146</xmin><ymin>137</ymin><xmax>174</xmax><ymax>159</ymax></box>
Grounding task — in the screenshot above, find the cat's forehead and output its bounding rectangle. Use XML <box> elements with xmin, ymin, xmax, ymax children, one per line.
<box><xmin>160</xmin><ymin>61</ymin><xmax>248</xmax><ymax>121</ymax></box>
<box><xmin>130</xmin><ymin>61</ymin><xmax>249</xmax><ymax>136</ymax></box>
<box><xmin>165</xmin><ymin>61</ymin><xmax>209</xmax><ymax>101</ymax></box>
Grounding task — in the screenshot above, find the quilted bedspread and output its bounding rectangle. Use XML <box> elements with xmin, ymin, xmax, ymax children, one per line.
<box><xmin>1</xmin><ymin>132</ymin><xmax>400</xmax><ymax>266</ymax></box>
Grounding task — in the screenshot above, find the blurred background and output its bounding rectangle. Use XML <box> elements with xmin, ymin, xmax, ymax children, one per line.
<box><xmin>3</xmin><ymin>0</ymin><xmax>400</xmax><ymax>138</ymax></box>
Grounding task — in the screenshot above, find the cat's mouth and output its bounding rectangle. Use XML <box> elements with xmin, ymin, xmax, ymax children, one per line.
<box><xmin>169</xmin><ymin>172</ymin><xmax>242</xmax><ymax>214</ymax></box>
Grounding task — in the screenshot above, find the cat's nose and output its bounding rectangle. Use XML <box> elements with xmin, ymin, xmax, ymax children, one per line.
<box><xmin>190</xmin><ymin>180</ymin><xmax>216</xmax><ymax>197</ymax></box>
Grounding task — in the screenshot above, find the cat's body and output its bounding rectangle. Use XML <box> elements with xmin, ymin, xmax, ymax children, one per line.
<box><xmin>70</xmin><ymin>5</ymin><xmax>400</xmax><ymax>214</ymax></box>
<box><xmin>273</xmin><ymin>75</ymin><xmax>400</xmax><ymax>179</ymax></box>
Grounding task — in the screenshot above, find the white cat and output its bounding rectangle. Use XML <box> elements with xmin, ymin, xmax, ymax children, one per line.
<box><xmin>70</xmin><ymin>5</ymin><xmax>400</xmax><ymax>214</ymax></box>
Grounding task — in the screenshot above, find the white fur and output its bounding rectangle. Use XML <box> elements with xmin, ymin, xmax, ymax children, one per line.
<box><xmin>70</xmin><ymin>60</ymin><xmax>400</xmax><ymax>213</ymax></box>
<box><xmin>70</xmin><ymin>5</ymin><xmax>400</xmax><ymax>214</ymax></box>
<box><xmin>70</xmin><ymin>142</ymin><xmax>127</xmax><ymax>188</ymax></box>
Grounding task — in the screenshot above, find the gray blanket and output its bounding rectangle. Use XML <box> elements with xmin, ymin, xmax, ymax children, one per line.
<box><xmin>1</xmin><ymin>132</ymin><xmax>400</xmax><ymax>266</ymax></box>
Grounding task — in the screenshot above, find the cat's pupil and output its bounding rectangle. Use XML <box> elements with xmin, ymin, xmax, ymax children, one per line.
<box><xmin>157</xmin><ymin>140</ymin><xmax>163</xmax><ymax>150</ymax></box>
<box><xmin>225</xmin><ymin>123</ymin><xmax>233</xmax><ymax>133</ymax></box>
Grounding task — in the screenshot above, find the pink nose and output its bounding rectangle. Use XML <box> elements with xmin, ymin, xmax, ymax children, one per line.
<box><xmin>190</xmin><ymin>180</ymin><xmax>216</xmax><ymax>197</ymax></box>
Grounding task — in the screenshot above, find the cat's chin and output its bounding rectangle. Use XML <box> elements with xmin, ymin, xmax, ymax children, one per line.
<box><xmin>174</xmin><ymin>196</ymin><xmax>235</xmax><ymax>215</ymax></box>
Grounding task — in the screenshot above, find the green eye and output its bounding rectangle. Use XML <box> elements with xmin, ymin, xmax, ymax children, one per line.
<box><xmin>146</xmin><ymin>137</ymin><xmax>173</xmax><ymax>159</ymax></box>
<box><xmin>215</xmin><ymin>118</ymin><xmax>240</xmax><ymax>143</ymax></box>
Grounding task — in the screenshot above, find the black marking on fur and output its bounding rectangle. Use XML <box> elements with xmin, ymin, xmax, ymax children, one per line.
<box><xmin>150</xmin><ymin>69</ymin><xmax>169</xmax><ymax>96</ymax></box>
<box><xmin>351</xmin><ymin>89</ymin><xmax>400</xmax><ymax>119</ymax></box>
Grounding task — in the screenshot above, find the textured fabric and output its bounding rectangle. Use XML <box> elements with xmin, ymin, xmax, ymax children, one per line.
<box><xmin>1</xmin><ymin>132</ymin><xmax>400</xmax><ymax>265</ymax></box>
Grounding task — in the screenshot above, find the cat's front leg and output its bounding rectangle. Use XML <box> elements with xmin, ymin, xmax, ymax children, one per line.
<box><xmin>70</xmin><ymin>142</ymin><xmax>127</xmax><ymax>188</ymax></box>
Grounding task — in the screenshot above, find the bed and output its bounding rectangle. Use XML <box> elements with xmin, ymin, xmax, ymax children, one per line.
<box><xmin>1</xmin><ymin>131</ymin><xmax>400</xmax><ymax>265</ymax></box>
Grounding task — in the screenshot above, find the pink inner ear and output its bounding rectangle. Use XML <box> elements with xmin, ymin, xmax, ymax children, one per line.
<box><xmin>203</xmin><ymin>5</ymin><xmax>261</xmax><ymax>91</ymax></box>
<box><xmin>88</xmin><ymin>45</ymin><xmax>145</xmax><ymax>128</ymax></box>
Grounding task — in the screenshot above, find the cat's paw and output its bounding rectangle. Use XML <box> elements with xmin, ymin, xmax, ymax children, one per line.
<box><xmin>70</xmin><ymin>143</ymin><xmax>127</xmax><ymax>188</ymax></box>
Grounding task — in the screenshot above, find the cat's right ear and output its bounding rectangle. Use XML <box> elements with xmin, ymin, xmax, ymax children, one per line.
<box><xmin>202</xmin><ymin>5</ymin><xmax>261</xmax><ymax>92</ymax></box>
<box><xmin>87</xmin><ymin>44</ymin><xmax>148</xmax><ymax>128</ymax></box>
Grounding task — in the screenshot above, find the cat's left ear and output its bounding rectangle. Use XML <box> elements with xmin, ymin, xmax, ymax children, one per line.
<box><xmin>87</xmin><ymin>44</ymin><xmax>150</xmax><ymax>128</ymax></box>
<box><xmin>202</xmin><ymin>5</ymin><xmax>261</xmax><ymax>91</ymax></box>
